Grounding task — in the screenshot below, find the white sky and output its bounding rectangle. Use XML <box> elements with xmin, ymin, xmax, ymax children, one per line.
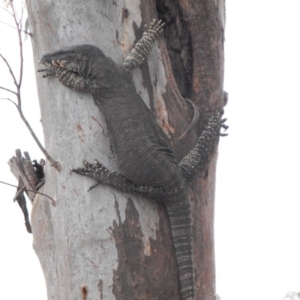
<box><xmin>0</xmin><ymin>1</ymin><xmax>299</xmax><ymax>299</ymax></box>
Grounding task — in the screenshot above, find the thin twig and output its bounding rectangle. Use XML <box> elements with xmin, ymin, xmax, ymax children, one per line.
<box><xmin>0</xmin><ymin>86</ymin><xmax>18</xmax><ymax>96</ymax></box>
<box><xmin>0</xmin><ymin>20</ymin><xmax>31</xmax><ymax>36</ymax></box>
<box><xmin>11</xmin><ymin>3</ymin><xmax>23</xmax><ymax>90</ymax></box>
<box><xmin>19</xmin><ymin>5</ymin><xmax>24</xmax><ymax>30</ymax></box>
<box><xmin>0</xmin><ymin>97</ymin><xmax>18</xmax><ymax>107</ymax></box>
<box><xmin>0</xmin><ymin>5</ymin><xmax>13</xmax><ymax>17</ymax></box>
<box><xmin>0</xmin><ymin>54</ymin><xmax>18</xmax><ymax>87</ymax></box>
<box><xmin>16</xmin><ymin>105</ymin><xmax>59</xmax><ymax>168</ymax></box>
<box><xmin>0</xmin><ymin>180</ymin><xmax>56</xmax><ymax>206</ymax></box>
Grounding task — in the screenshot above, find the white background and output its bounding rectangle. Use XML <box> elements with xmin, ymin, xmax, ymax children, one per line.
<box><xmin>0</xmin><ymin>1</ymin><xmax>299</xmax><ymax>299</ymax></box>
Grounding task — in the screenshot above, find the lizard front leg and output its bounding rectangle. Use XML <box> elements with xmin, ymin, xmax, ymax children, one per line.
<box><xmin>123</xmin><ymin>19</ymin><xmax>164</xmax><ymax>71</ymax></box>
<box><xmin>72</xmin><ymin>160</ymin><xmax>168</xmax><ymax>198</ymax></box>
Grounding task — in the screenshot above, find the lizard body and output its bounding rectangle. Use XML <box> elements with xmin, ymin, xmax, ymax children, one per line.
<box><xmin>39</xmin><ymin>20</ymin><xmax>226</xmax><ymax>300</ymax></box>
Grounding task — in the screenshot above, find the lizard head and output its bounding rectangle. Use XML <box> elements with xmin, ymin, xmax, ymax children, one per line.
<box><xmin>39</xmin><ymin>44</ymin><xmax>121</xmax><ymax>93</ymax></box>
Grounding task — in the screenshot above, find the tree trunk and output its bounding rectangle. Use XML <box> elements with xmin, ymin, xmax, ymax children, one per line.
<box><xmin>26</xmin><ymin>0</ymin><xmax>225</xmax><ymax>299</ymax></box>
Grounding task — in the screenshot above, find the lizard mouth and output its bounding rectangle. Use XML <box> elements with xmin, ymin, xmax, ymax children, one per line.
<box><xmin>38</xmin><ymin>58</ymin><xmax>91</xmax><ymax>91</ymax></box>
<box><xmin>43</xmin><ymin>59</ymin><xmax>67</xmax><ymax>68</ymax></box>
<box><xmin>51</xmin><ymin>59</ymin><xmax>67</xmax><ymax>68</ymax></box>
<box><xmin>38</xmin><ymin>59</ymin><xmax>79</xmax><ymax>78</ymax></box>
<box><xmin>38</xmin><ymin>57</ymin><xmax>84</xmax><ymax>78</ymax></box>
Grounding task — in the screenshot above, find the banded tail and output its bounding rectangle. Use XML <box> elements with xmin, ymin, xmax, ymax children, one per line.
<box><xmin>166</xmin><ymin>196</ymin><xmax>194</xmax><ymax>300</ymax></box>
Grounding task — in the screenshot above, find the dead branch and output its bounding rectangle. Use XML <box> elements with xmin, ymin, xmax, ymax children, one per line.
<box><xmin>7</xmin><ymin>149</ymin><xmax>56</xmax><ymax>207</ymax></box>
<box><xmin>1</xmin><ymin>179</ymin><xmax>56</xmax><ymax>207</ymax></box>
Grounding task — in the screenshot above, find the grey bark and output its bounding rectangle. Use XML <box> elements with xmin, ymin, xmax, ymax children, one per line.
<box><xmin>26</xmin><ymin>0</ymin><xmax>225</xmax><ymax>299</ymax></box>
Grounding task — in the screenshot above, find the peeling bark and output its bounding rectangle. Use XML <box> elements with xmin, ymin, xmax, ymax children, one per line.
<box><xmin>112</xmin><ymin>199</ymin><xmax>180</xmax><ymax>300</ymax></box>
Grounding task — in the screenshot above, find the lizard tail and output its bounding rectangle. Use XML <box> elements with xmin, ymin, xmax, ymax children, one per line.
<box><xmin>179</xmin><ymin>98</ymin><xmax>200</xmax><ymax>140</ymax></box>
<box><xmin>166</xmin><ymin>198</ymin><xmax>195</xmax><ymax>300</ymax></box>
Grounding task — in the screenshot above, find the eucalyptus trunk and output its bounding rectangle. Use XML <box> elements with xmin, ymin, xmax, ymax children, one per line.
<box><xmin>26</xmin><ymin>0</ymin><xmax>225</xmax><ymax>299</ymax></box>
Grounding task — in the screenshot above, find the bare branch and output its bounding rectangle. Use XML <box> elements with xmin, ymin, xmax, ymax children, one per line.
<box><xmin>0</xmin><ymin>97</ymin><xmax>18</xmax><ymax>107</ymax></box>
<box><xmin>0</xmin><ymin>5</ymin><xmax>13</xmax><ymax>17</ymax></box>
<box><xmin>0</xmin><ymin>180</ymin><xmax>56</xmax><ymax>206</ymax></box>
<box><xmin>0</xmin><ymin>3</ymin><xmax>61</xmax><ymax>171</ymax></box>
<box><xmin>0</xmin><ymin>95</ymin><xmax>61</xmax><ymax>170</ymax></box>
<box><xmin>16</xmin><ymin>106</ymin><xmax>61</xmax><ymax>170</ymax></box>
<box><xmin>19</xmin><ymin>5</ymin><xmax>24</xmax><ymax>30</ymax></box>
<box><xmin>0</xmin><ymin>54</ymin><xmax>18</xmax><ymax>87</ymax></box>
<box><xmin>11</xmin><ymin>3</ymin><xmax>23</xmax><ymax>90</ymax></box>
<box><xmin>0</xmin><ymin>85</ymin><xmax>17</xmax><ymax>96</ymax></box>
<box><xmin>0</xmin><ymin>20</ymin><xmax>32</xmax><ymax>36</ymax></box>
<box><xmin>0</xmin><ymin>94</ymin><xmax>60</xmax><ymax>169</ymax></box>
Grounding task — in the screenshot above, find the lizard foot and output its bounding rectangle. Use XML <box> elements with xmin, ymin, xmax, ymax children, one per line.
<box><xmin>72</xmin><ymin>159</ymin><xmax>109</xmax><ymax>175</ymax></box>
<box><xmin>123</xmin><ymin>19</ymin><xmax>165</xmax><ymax>70</ymax></box>
<box><xmin>71</xmin><ymin>160</ymin><xmax>111</xmax><ymax>191</ymax></box>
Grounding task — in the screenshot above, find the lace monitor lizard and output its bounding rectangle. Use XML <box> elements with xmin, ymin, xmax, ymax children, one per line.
<box><xmin>38</xmin><ymin>20</ymin><xmax>227</xmax><ymax>300</ymax></box>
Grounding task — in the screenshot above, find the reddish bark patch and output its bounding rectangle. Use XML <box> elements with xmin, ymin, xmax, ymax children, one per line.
<box><xmin>112</xmin><ymin>198</ymin><xmax>181</xmax><ymax>300</ymax></box>
<box><xmin>81</xmin><ymin>285</ymin><xmax>88</xmax><ymax>300</ymax></box>
<box><xmin>76</xmin><ymin>124</ymin><xmax>85</xmax><ymax>142</ymax></box>
<box><xmin>91</xmin><ymin>116</ymin><xmax>104</xmax><ymax>129</ymax></box>
<box><xmin>155</xmin><ymin>99</ymin><xmax>175</xmax><ymax>138</ymax></box>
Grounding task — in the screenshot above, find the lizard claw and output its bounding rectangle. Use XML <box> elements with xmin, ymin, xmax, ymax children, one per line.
<box><xmin>71</xmin><ymin>160</ymin><xmax>94</xmax><ymax>174</ymax></box>
<box><xmin>94</xmin><ymin>159</ymin><xmax>103</xmax><ymax>167</ymax></box>
<box><xmin>83</xmin><ymin>160</ymin><xmax>97</xmax><ymax>171</ymax></box>
<box><xmin>87</xmin><ymin>182</ymin><xmax>101</xmax><ymax>192</ymax></box>
<box><xmin>220</xmin><ymin>117</ymin><xmax>229</xmax><ymax>136</ymax></box>
<box><xmin>71</xmin><ymin>167</ymin><xmax>90</xmax><ymax>175</ymax></box>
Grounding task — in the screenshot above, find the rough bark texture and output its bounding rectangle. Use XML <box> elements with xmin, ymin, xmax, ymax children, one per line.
<box><xmin>26</xmin><ymin>0</ymin><xmax>225</xmax><ymax>299</ymax></box>
<box><xmin>112</xmin><ymin>199</ymin><xmax>180</xmax><ymax>300</ymax></box>
<box><xmin>156</xmin><ymin>1</ymin><xmax>226</xmax><ymax>298</ymax></box>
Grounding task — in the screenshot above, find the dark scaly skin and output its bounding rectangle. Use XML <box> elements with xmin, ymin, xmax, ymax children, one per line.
<box><xmin>38</xmin><ymin>20</ymin><xmax>227</xmax><ymax>300</ymax></box>
<box><xmin>123</xmin><ymin>19</ymin><xmax>164</xmax><ymax>70</ymax></box>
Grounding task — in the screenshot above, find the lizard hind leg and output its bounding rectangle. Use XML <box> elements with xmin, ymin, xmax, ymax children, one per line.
<box><xmin>179</xmin><ymin>112</ymin><xmax>228</xmax><ymax>180</ymax></box>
